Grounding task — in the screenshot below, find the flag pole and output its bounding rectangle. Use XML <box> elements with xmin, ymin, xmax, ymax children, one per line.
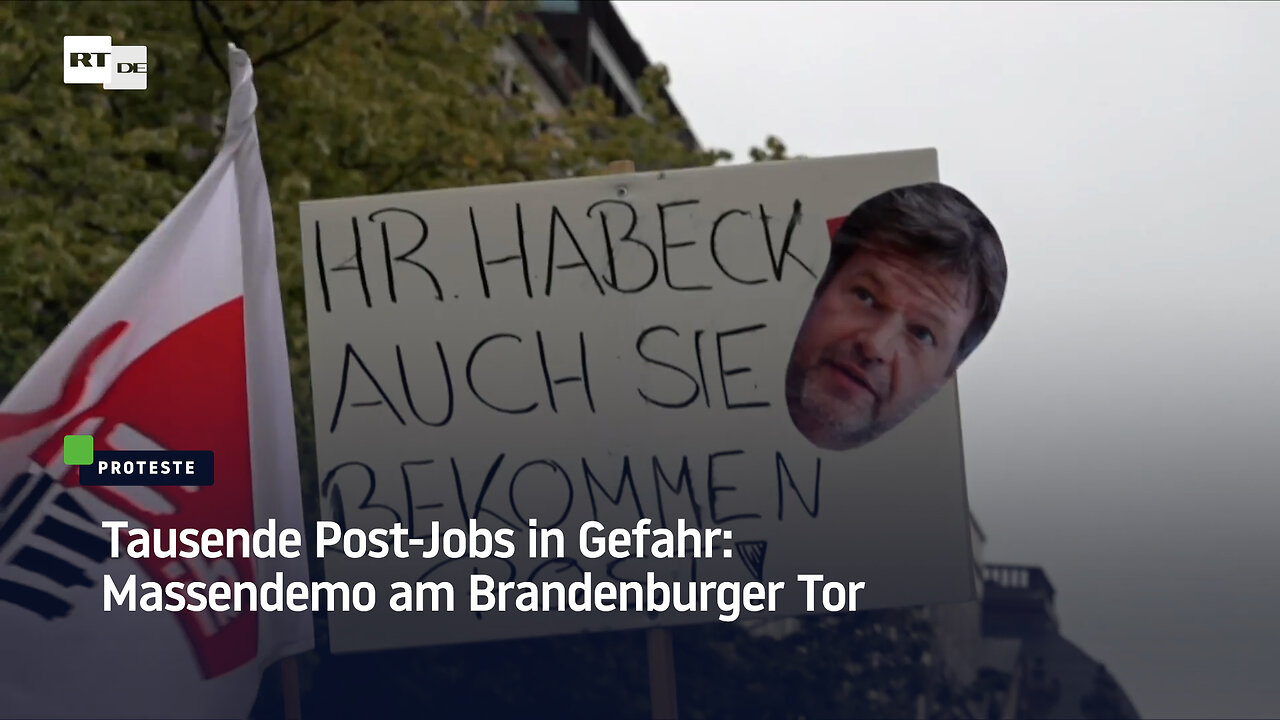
<box><xmin>281</xmin><ymin>656</ymin><xmax>303</xmax><ymax>720</ymax></box>
<box><xmin>599</xmin><ymin>159</ymin><xmax>678</xmax><ymax>720</ymax></box>
<box><xmin>224</xmin><ymin>41</ymin><xmax>311</xmax><ymax>720</ymax></box>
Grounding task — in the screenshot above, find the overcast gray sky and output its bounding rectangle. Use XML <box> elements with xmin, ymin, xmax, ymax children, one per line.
<box><xmin>613</xmin><ymin>2</ymin><xmax>1280</xmax><ymax>717</ymax></box>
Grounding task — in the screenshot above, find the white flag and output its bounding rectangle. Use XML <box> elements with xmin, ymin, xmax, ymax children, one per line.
<box><xmin>0</xmin><ymin>45</ymin><xmax>313</xmax><ymax>718</ymax></box>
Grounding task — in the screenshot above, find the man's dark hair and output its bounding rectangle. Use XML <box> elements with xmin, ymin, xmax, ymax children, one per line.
<box><xmin>818</xmin><ymin>182</ymin><xmax>1007</xmax><ymax>365</ymax></box>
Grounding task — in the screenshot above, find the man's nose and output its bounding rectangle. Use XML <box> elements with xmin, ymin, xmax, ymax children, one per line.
<box><xmin>854</xmin><ymin>317</ymin><xmax>899</xmax><ymax>365</ymax></box>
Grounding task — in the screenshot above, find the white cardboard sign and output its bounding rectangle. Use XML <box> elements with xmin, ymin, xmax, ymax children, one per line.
<box><xmin>299</xmin><ymin>150</ymin><xmax>979</xmax><ymax>652</ymax></box>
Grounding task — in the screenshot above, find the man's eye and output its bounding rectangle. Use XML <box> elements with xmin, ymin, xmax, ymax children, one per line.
<box><xmin>851</xmin><ymin>287</ymin><xmax>875</xmax><ymax>306</ymax></box>
<box><xmin>910</xmin><ymin>326</ymin><xmax>937</xmax><ymax>346</ymax></box>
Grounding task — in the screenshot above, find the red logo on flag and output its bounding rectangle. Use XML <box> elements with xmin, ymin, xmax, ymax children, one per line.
<box><xmin>2</xmin><ymin>298</ymin><xmax>257</xmax><ymax>679</ymax></box>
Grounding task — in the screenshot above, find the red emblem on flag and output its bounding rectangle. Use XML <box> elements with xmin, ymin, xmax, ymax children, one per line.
<box><xmin>2</xmin><ymin>297</ymin><xmax>257</xmax><ymax>679</ymax></box>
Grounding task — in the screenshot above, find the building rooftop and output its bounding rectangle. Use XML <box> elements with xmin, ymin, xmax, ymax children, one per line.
<box><xmin>529</xmin><ymin>0</ymin><xmax>701</xmax><ymax>150</ymax></box>
<box><xmin>981</xmin><ymin>564</ymin><xmax>1140</xmax><ymax>719</ymax></box>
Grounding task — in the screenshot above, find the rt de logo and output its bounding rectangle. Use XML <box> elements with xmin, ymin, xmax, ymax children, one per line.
<box><xmin>63</xmin><ymin>35</ymin><xmax>147</xmax><ymax>91</ymax></box>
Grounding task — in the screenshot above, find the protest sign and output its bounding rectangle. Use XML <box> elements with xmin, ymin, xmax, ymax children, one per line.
<box><xmin>299</xmin><ymin>149</ymin><xmax>996</xmax><ymax>652</ymax></box>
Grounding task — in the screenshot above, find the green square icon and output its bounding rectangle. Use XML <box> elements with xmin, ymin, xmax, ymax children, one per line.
<box><xmin>64</xmin><ymin>435</ymin><xmax>94</xmax><ymax>466</ymax></box>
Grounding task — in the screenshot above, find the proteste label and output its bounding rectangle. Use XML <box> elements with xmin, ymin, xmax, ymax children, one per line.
<box><xmin>79</xmin><ymin>450</ymin><xmax>214</xmax><ymax>486</ymax></box>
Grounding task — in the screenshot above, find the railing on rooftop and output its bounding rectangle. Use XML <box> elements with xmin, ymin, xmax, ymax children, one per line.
<box><xmin>983</xmin><ymin>564</ymin><xmax>1056</xmax><ymax>600</ymax></box>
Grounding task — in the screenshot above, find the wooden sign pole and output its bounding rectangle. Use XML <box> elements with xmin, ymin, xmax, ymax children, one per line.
<box><xmin>600</xmin><ymin>158</ymin><xmax>679</xmax><ymax>720</ymax></box>
<box><xmin>646</xmin><ymin>626</ymin><xmax>680</xmax><ymax>720</ymax></box>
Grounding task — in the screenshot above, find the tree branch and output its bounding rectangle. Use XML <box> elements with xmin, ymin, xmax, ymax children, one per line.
<box><xmin>190</xmin><ymin>0</ymin><xmax>229</xmax><ymax>82</ymax></box>
<box><xmin>243</xmin><ymin>0</ymin><xmax>286</xmax><ymax>36</ymax></box>
<box><xmin>255</xmin><ymin>15</ymin><xmax>343</xmax><ymax>68</ymax></box>
<box><xmin>200</xmin><ymin>0</ymin><xmax>245</xmax><ymax>50</ymax></box>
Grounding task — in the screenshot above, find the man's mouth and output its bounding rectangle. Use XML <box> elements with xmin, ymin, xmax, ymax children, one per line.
<box><xmin>822</xmin><ymin>360</ymin><xmax>880</xmax><ymax>401</ymax></box>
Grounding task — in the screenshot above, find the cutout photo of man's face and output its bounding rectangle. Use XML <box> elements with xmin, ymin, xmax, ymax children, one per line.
<box><xmin>785</xmin><ymin>183</ymin><xmax>1006</xmax><ymax>451</ymax></box>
